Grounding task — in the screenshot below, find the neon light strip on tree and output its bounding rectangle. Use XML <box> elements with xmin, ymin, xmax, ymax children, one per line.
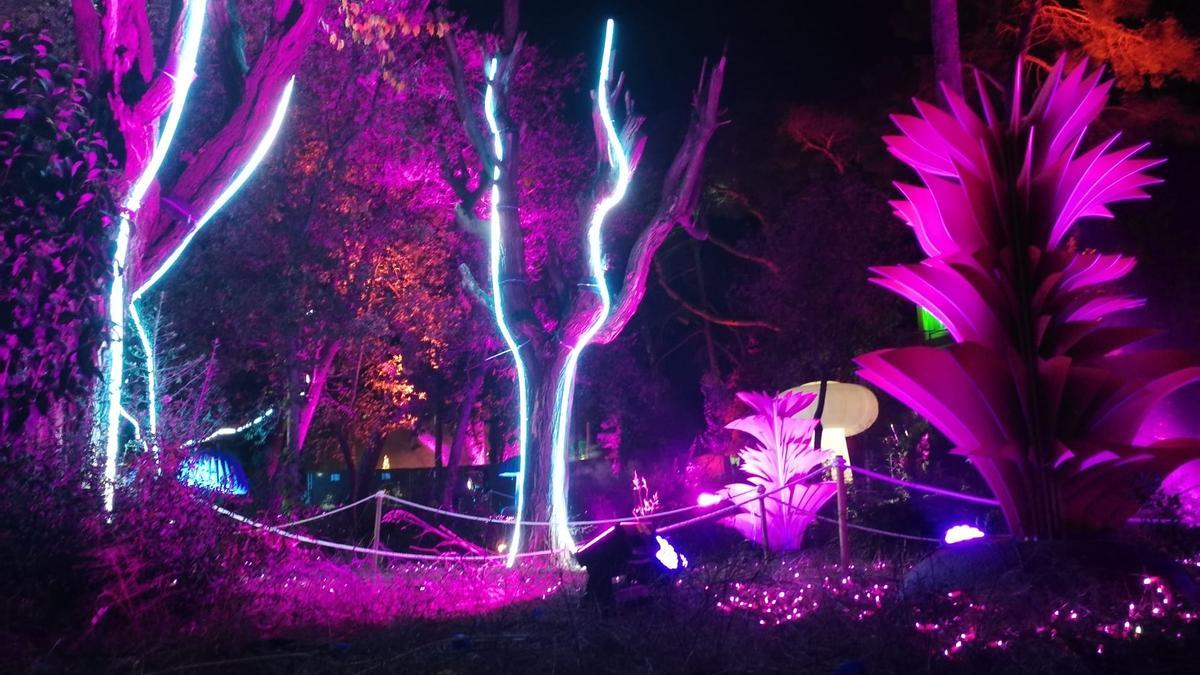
<box><xmin>548</xmin><ymin>18</ymin><xmax>632</xmax><ymax>552</ymax></box>
<box><xmin>118</xmin><ymin>406</ymin><xmax>149</xmax><ymax>454</ymax></box>
<box><xmin>126</xmin><ymin>77</ymin><xmax>296</xmax><ymax>457</ymax></box>
<box><xmin>132</xmin><ymin>78</ymin><xmax>296</xmax><ymax>300</ymax></box>
<box><xmin>126</xmin><ymin>304</ymin><xmax>159</xmax><ymax>459</ymax></box>
<box><xmin>183</xmin><ymin>408</ymin><xmax>276</xmax><ymax>447</ymax></box>
<box><xmin>102</xmin><ymin>0</ymin><xmax>208</xmax><ymax>511</ymax></box>
<box><xmin>484</xmin><ymin>59</ymin><xmax>533</xmax><ymax>568</ymax></box>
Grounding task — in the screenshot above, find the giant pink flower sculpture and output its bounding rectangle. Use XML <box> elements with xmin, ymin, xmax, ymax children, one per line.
<box><xmin>856</xmin><ymin>59</ymin><xmax>1200</xmax><ymax>538</ymax></box>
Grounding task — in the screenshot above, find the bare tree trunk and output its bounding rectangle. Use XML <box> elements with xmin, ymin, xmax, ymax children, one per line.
<box><xmin>77</xmin><ymin>0</ymin><xmax>321</xmax><ymax>497</ymax></box>
<box><xmin>295</xmin><ymin>338</ymin><xmax>341</xmax><ymax>453</ymax></box>
<box><xmin>487</xmin><ymin>418</ymin><xmax>503</xmax><ymax>466</ymax></box>
<box><xmin>439</xmin><ymin>1</ymin><xmax>725</xmax><ymax>558</ymax></box>
<box><xmin>692</xmin><ymin>240</ymin><xmax>720</xmax><ymax>374</ymax></box>
<box><xmin>522</xmin><ymin>349</ymin><xmax>569</xmax><ymax>552</ymax></box>
<box><xmin>335</xmin><ymin>425</ymin><xmax>358</xmax><ymax>502</ymax></box>
<box><xmin>930</xmin><ymin>0</ymin><xmax>964</xmax><ymax>97</ymax></box>
<box><xmin>269</xmin><ymin>330</ymin><xmax>303</xmax><ymax>512</ymax></box>
<box><xmin>441</xmin><ymin>369</ymin><xmax>485</xmax><ymax>508</ymax></box>
<box><xmin>355</xmin><ymin>432</ymin><xmax>387</xmax><ymax>502</ymax></box>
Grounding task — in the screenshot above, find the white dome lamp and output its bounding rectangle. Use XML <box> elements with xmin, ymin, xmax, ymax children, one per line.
<box><xmin>785</xmin><ymin>381</ymin><xmax>879</xmax><ymax>482</ymax></box>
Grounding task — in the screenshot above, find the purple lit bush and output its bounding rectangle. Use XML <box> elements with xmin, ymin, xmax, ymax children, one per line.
<box><xmin>0</xmin><ymin>27</ymin><xmax>115</xmax><ymax>448</ymax></box>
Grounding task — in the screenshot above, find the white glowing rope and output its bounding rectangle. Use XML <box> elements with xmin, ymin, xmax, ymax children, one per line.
<box><xmin>548</xmin><ymin>19</ymin><xmax>632</xmax><ymax>551</ymax></box>
<box><xmin>118</xmin><ymin>406</ymin><xmax>149</xmax><ymax>454</ymax></box>
<box><xmin>125</xmin><ymin>77</ymin><xmax>295</xmax><ymax>463</ymax></box>
<box><xmin>183</xmin><ymin>408</ymin><xmax>276</xmax><ymax>447</ymax></box>
<box><xmin>131</xmin><ymin>77</ymin><xmax>296</xmax><ymax>301</ymax></box>
<box><xmin>101</xmin><ymin>0</ymin><xmax>208</xmax><ymax>511</ymax></box>
<box><xmin>484</xmin><ymin>58</ymin><xmax>533</xmax><ymax>568</ymax></box>
<box><xmin>127</xmin><ymin>304</ymin><xmax>159</xmax><ymax>460</ymax></box>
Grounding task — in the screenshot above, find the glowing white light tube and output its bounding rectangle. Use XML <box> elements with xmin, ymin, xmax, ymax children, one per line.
<box><xmin>118</xmin><ymin>406</ymin><xmax>149</xmax><ymax>454</ymax></box>
<box><xmin>484</xmin><ymin>58</ymin><xmax>534</xmax><ymax>568</ymax></box>
<box><xmin>547</xmin><ymin>18</ymin><xmax>632</xmax><ymax>552</ymax></box>
<box><xmin>101</xmin><ymin>0</ymin><xmax>208</xmax><ymax>511</ymax></box>
<box><xmin>127</xmin><ymin>303</ymin><xmax>159</xmax><ymax>460</ymax></box>
<box><xmin>126</xmin><ymin>77</ymin><xmax>295</xmax><ymax>464</ymax></box>
<box><xmin>183</xmin><ymin>408</ymin><xmax>276</xmax><ymax>447</ymax></box>
<box><xmin>131</xmin><ymin>77</ymin><xmax>296</xmax><ymax>301</ymax></box>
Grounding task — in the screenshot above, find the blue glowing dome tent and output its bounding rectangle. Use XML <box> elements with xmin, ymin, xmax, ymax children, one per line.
<box><xmin>179</xmin><ymin>449</ymin><xmax>250</xmax><ymax>496</ymax></box>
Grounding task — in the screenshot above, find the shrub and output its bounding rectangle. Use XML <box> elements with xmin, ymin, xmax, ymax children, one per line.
<box><xmin>0</xmin><ymin>26</ymin><xmax>115</xmax><ymax>447</ymax></box>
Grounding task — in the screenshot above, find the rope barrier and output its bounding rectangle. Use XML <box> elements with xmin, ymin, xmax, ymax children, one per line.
<box><xmin>381</xmin><ymin>493</ymin><xmax>705</xmax><ymax>527</ymax></box>
<box><xmin>272</xmin><ymin>493</ymin><xmax>381</xmax><ymax>529</ymax></box>
<box><xmin>659</xmin><ymin>467</ymin><xmax>832</xmax><ymax>535</ymax></box>
<box><xmin>839</xmin><ymin>520</ymin><xmax>941</xmax><ymax>543</ymax></box>
<box><xmin>213</xmin><ymin>464</ymin><xmax>967</xmax><ymax>563</ymax></box>
<box><xmin>848</xmin><ymin>466</ymin><xmax>1001</xmax><ymax>507</ymax></box>
<box><xmin>213</xmin><ymin>504</ymin><xmax>557</xmax><ymax>562</ymax></box>
<box><xmin>657</xmin><ymin>499</ymin><xmax>749</xmax><ymax>534</ymax></box>
<box><xmin>761</xmin><ymin>492</ymin><xmax>942</xmax><ymax>543</ymax></box>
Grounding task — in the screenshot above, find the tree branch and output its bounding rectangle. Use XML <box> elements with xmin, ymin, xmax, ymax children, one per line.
<box><xmin>136</xmin><ymin>0</ymin><xmax>322</xmax><ymax>289</ymax></box>
<box><xmin>106</xmin><ymin>0</ymin><xmax>198</xmax><ymax>194</ymax></box>
<box><xmin>591</xmin><ymin>72</ymin><xmax>647</xmax><ymax>175</ymax></box>
<box><xmin>380</xmin><ymin>508</ymin><xmax>490</xmax><ymax>555</ymax></box>
<box><xmin>706</xmin><ymin>234</ymin><xmax>780</xmax><ymax>274</ymax></box>
<box><xmin>592</xmin><ymin>54</ymin><xmax>726</xmax><ymax>345</ymax></box>
<box><xmin>458</xmin><ymin>263</ymin><xmax>493</xmax><ymax>310</ymax></box>
<box><xmin>210</xmin><ymin>0</ymin><xmax>250</xmax><ymax>117</ymax></box>
<box><xmin>653</xmin><ymin>258</ymin><xmax>779</xmax><ymax>331</ymax></box>
<box><xmin>295</xmin><ymin>338</ymin><xmax>341</xmax><ymax>453</ymax></box>
<box><xmin>438</xmin><ymin>144</ymin><xmax>487</xmax><ymax>219</ymax></box>
<box><xmin>437</xmin><ymin>8</ymin><xmax>494</xmax><ymax>180</ymax></box>
<box><xmin>70</xmin><ymin>0</ymin><xmax>101</xmax><ymax>82</ymax></box>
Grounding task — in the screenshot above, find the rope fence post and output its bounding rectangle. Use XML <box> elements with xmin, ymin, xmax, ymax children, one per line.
<box><xmin>757</xmin><ymin>485</ymin><xmax>770</xmax><ymax>556</ymax></box>
<box><xmin>372</xmin><ymin>490</ymin><xmax>384</xmax><ymax>553</ymax></box>
<box><xmin>835</xmin><ymin>456</ymin><xmax>850</xmax><ymax>570</ymax></box>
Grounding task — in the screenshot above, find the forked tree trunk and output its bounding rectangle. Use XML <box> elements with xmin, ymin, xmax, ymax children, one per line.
<box><xmin>440</xmin><ymin>0</ymin><xmax>724</xmax><ymax>559</ymax></box>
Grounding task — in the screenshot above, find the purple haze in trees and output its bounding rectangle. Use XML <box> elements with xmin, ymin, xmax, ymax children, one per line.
<box><xmin>856</xmin><ymin>57</ymin><xmax>1200</xmax><ymax>537</ymax></box>
<box><xmin>722</xmin><ymin>390</ymin><xmax>836</xmax><ymax>551</ymax></box>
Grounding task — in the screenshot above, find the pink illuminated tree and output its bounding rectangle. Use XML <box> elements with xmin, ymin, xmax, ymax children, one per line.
<box><xmin>856</xmin><ymin>57</ymin><xmax>1200</xmax><ymax>538</ymax></box>
<box><xmin>439</xmin><ymin>1</ymin><xmax>725</xmax><ymax>555</ymax></box>
<box><xmin>73</xmin><ymin>0</ymin><xmax>320</xmax><ymax>507</ymax></box>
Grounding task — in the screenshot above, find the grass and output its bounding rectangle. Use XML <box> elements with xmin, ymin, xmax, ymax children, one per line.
<box><xmin>66</xmin><ymin>540</ymin><xmax>1199</xmax><ymax>675</ymax></box>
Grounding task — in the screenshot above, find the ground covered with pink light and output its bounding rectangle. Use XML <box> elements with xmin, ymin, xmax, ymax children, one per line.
<box><xmin>40</xmin><ymin>533</ymin><xmax>1200</xmax><ymax>674</ymax></box>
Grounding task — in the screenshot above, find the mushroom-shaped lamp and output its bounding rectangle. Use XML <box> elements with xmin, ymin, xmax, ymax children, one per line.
<box><xmin>784</xmin><ymin>381</ymin><xmax>878</xmax><ymax>481</ymax></box>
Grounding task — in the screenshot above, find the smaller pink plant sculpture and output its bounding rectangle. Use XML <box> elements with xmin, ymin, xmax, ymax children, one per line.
<box><xmin>722</xmin><ymin>391</ymin><xmax>836</xmax><ymax>551</ymax></box>
<box><xmin>631</xmin><ymin>471</ymin><xmax>660</xmax><ymax>519</ymax></box>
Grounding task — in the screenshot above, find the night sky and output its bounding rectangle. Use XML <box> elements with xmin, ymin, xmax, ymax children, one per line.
<box><xmin>454</xmin><ymin>0</ymin><xmax>926</xmax><ymax>114</ymax></box>
<box><xmin>455</xmin><ymin>0</ymin><xmax>1200</xmax><ymax>347</ymax></box>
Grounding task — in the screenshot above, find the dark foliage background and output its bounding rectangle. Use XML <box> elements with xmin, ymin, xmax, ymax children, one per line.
<box><xmin>0</xmin><ymin>27</ymin><xmax>114</xmax><ymax>446</ymax></box>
